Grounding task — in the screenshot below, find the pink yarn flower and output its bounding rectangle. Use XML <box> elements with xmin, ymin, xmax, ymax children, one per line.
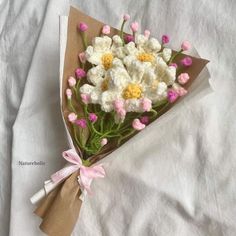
<box><xmin>75</xmin><ymin>68</ymin><xmax>86</xmax><ymax>78</ymax></box>
<box><xmin>162</xmin><ymin>34</ymin><xmax>170</xmax><ymax>44</ymax></box>
<box><xmin>167</xmin><ymin>89</ymin><xmax>179</xmax><ymax>103</ymax></box>
<box><xmin>113</xmin><ymin>99</ymin><xmax>124</xmax><ymax>111</ymax></box>
<box><xmin>68</xmin><ymin>76</ymin><xmax>76</xmax><ymax>87</ymax></box>
<box><xmin>89</xmin><ymin>113</ymin><xmax>98</xmax><ymax>123</ymax></box>
<box><xmin>101</xmin><ymin>138</ymin><xmax>108</xmax><ymax>147</ymax></box>
<box><xmin>181</xmin><ymin>40</ymin><xmax>191</xmax><ymax>51</ymax></box>
<box><xmin>181</xmin><ymin>57</ymin><xmax>192</xmax><ymax>67</ymax></box>
<box><xmin>114</xmin><ymin>99</ymin><xmax>126</xmax><ymax>122</ymax></box>
<box><xmin>140</xmin><ymin>116</ymin><xmax>149</xmax><ymax>125</ymax></box>
<box><xmin>140</xmin><ymin>98</ymin><xmax>152</xmax><ymax>112</ymax></box>
<box><xmin>75</xmin><ymin>118</ymin><xmax>87</xmax><ymax>128</ymax></box>
<box><xmin>178</xmin><ymin>73</ymin><xmax>190</xmax><ymax>85</ymax></box>
<box><xmin>175</xmin><ymin>87</ymin><xmax>188</xmax><ymax>97</ymax></box>
<box><xmin>102</xmin><ymin>25</ymin><xmax>110</xmax><ymax>35</ymax></box>
<box><xmin>78</xmin><ymin>52</ymin><xmax>86</xmax><ymax>64</ymax></box>
<box><xmin>169</xmin><ymin>63</ymin><xmax>178</xmax><ymax>68</ymax></box>
<box><xmin>81</xmin><ymin>93</ymin><xmax>90</xmax><ymax>104</ymax></box>
<box><xmin>132</xmin><ymin>118</ymin><xmax>146</xmax><ymax>131</ymax></box>
<box><xmin>78</xmin><ymin>22</ymin><xmax>88</xmax><ymax>32</ymax></box>
<box><xmin>123</xmin><ymin>14</ymin><xmax>130</xmax><ymax>21</ymax></box>
<box><xmin>124</xmin><ymin>34</ymin><xmax>134</xmax><ymax>43</ymax></box>
<box><xmin>66</xmin><ymin>88</ymin><xmax>72</xmax><ymax>99</ymax></box>
<box><xmin>115</xmin><ymin>108</ymin><xmax>126</xmax><ymax>123</ymax></box>
<box><xmin>130</xmin><ymin>22</ymin><xmax>139</xmax><ymax>32</ymax></box>
<box><xmin>68</xmin><ymin>112</ymin><xmax>77</xmax><ymax>123</ymax></box>
<box><xmin>144</xmin><ymin>30</ymin><xmax>150</xmax><ymax>38</ymax></box>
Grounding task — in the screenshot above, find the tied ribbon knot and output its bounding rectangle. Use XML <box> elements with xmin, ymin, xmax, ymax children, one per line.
<box><xmin>51</xmin><ymin>149</ymin><xmax>105</xmax><ymax>194</ymax></box>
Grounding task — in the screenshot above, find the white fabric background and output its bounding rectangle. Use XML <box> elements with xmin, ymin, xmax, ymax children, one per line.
<box><xmin>0</xmin><ymin>0</ymin><xmax>235</xmax><ymax>235</ymax></box>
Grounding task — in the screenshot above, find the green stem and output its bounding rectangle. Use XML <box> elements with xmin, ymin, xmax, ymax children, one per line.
<box><xmin>76</xmin><ymin>80</ymin><xmax>81</xmax><ymax>101</ymax></box>
<box><xmin>132</xmin><ymin>31</ymin><xmax>136</xmax><ymax>39</ymax></box>
<box><xmin>152</xmin><ymin>99</ymin><xmax>168</xmax><ymax>108</ymax></box>
<box><xmin>73</xmin><ymin>125</ymin><xmax>82</xmax><ymax>150</ymax></box>
<box><xmin>120</xmin><ymin>20</ymin><xmax>126</xmax><ymax>43</ymax></box>
<box><xmin>118</xmin><ymin>129</ymin><xmax>136</xmax><ymax>145</ymax></box>
<box><xmin>68</xmin><ymin>99</ymin><xmax>76</xmax><ymax>113</ymax></box>
<box><xmin>82</xmin><ymin>159</ymin><xmax>90</xmax><ymax>167</ymax></box>
<box><xmin>81</xmin><ymin>32</ymin><xmax>88</xmax><ymax>49</ymax></box>
<box><xmin>150</xmin><ymin>109</ymin><xmax>157</xmax><ymax>118</ymax></box>
<box><xmin>168</xmin><ymin>49</ymin><xmax>183</xmax><ymax>65</ymax></box>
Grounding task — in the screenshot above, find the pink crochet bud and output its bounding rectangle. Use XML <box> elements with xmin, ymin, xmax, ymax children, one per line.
<box><xmin>181</xmin><ymin>57</ymin><xmax>192</xmax><ymax>67</ymax></box>
<box><xmin>140</xmin><ymin>116</ymin><xmax>149</xmax><ymax>125</ymax></box>
<box><xmin>178</xmin><ymin>73</ymin><xmax>190</xmax><ymax>85</ymax></box>
<box><xmin>144</xmin><ymin>30</ymin><xmax>150</xmax><ymax>38</ymax></box>
<box><xmin>89</xmin><ymin>113</ymin><xmax>98</xmax><ymax>123</ymax></box>
<box><xmin>78</xmin><ymin>52</ymin><xmax>86</xmax><ymax>64</ymax></box>
<box><xmin>81</xmin><ymin>93</ymin><xmax>90</xmax><ymax>104</ymax></box>
<box><xmin>68</xmin><ymin>112</ymin><xmax>77</xmax><ymax>123</ymax></box>
<box><xmin>169</xmin><ymin>63</ymin><xmax>178</xmax><ymax>68</ymax></box>
<box><xmin>78</xmin><ymin>22</ymin><xmax>88</xmax><ymax>32</ymax></box>
<box><xmin>123</xmin><ymin>14</ymin><xmax>130</xmax><ymax>21</ymax></box>
<box><xmin>140</xmin><ymin>98</ymin><xmax>152</xmax><ymax>112</ymax></box>
<box><xmin>132</xmin><ymin>118</ymin><xmax>146</xmax><ymax>131</ymax></box>
<box><xmin>75</xmin><ymin>68</ymin><xmax>86</xmax><ymax>78</ymax></box>
<box><xmin>167</xmin><ymin>89</ymin><xmax>179</xmax><ymax>103</ymax></box>
<box><xmin>176</xmin><ymin>87</ymin><xmax>188</xmax><ymax>97</ymax></box>
<box><xmin>130</xmin><ymin>22</ymin><xmax>139</xmax><ymax>32</ymax></box>
<box><xmin>66</xmin><ymin>88</ymin><xmax>72</xmax><ymax>99</ymax></box>
<box><xmin>116</xmin><ymin>108</ymin><xmax>126</xmax><ymax>123</ymax></box>
<box><xmin>124</xmin><ymin>34</ymin><xmax>134</xmax><ymax>43</ymax></box>
<box><xmin>181</xmin><ymin>40</ymin><xmax>191</xmax><ymax>51</ymax></box>
<box><xmin>75</xmin><ymin>118</ymin><xmax>87</xmax><ymax>128</ymax></box>
<box><xmin>68</xmin><ymin>76</ymin><xmax>76</xmax><ymax>87</ymax></box>
<box><xmin>102</xmin><ymin>25</ymin><xmax>110</xmax><ymax>35</ymax></box>
<box><xmin>162</xmin><ymin>34</ymin><xmax>170</xmax><ymax>44</ymax></box>
<box><xmin>113</xmin><ymin>99</ymin><xmax>124</xmax><ymax>111</ymax></box>
<box><xmin>101</xmin><ymin>138</ymin><xmax>108</xmax><ymax>147</ymax></box>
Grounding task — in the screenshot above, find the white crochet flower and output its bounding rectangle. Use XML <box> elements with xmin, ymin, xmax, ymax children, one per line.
<box><xmin>80</xmin><ymin>63</ymin><xmax>168</xmax><ymax>112</ymax></box>
<box><xmin>80</xmin><ymin>34</ymin><xmax>176</xmax><ymax>112</ymax></box>
<box><xmin>85</xmin><ymin>35</ymin><xmax>124</xmax><ymax>70</ymax></box>
<box><xmin>123</xmin><ymin>34</ymin><xmax>175</xmax><ymax>86</ymax></box>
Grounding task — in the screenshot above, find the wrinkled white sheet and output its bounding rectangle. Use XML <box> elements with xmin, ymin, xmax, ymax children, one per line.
<box><xmin>0</xmin><ymin>0</ymin><xmax>236</xmax><ymax>235</ymax></box>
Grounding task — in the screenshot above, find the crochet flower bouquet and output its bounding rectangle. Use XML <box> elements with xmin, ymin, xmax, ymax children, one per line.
<box><xmin>31</xmin><ymin>7</ymin><xmax>209</xmax><ymax>235</ymax></box>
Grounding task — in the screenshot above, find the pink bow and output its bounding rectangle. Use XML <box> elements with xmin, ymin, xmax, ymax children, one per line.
<box><xmin>51</xmin><ymin>149</ymin><xmax>105</xmax><ymax>194</ymax></box>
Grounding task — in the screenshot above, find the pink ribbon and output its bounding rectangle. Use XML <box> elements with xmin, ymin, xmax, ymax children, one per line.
<box><xmin>51</xmin><ymin>149</ymin><xmax>105</xmax><ymax>194</ymax></box>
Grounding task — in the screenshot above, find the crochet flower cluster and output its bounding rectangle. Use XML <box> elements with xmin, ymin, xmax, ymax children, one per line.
<box><xmin>65</xmin><ymin>14</ymin><xmax>192</xmax><ymax>160</ymax></box>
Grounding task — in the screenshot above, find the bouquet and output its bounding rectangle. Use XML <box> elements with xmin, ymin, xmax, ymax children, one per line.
<box><xmin>31</xmin><ymin>7</ymin><xmax>210</xmax><ymax>236</ymax></box>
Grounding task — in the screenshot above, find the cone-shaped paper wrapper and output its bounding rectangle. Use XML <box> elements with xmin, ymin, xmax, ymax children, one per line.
<box><xmin>35</xmin><ymin>6</ymin><xmax>209</xmax><ymax>236</ymax></box>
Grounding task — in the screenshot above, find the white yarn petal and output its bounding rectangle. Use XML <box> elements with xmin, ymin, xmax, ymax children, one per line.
<box><xmin>125</xmin><ymin>99</ymin><xmax>142</xmax><ymax>112</ymax></box>
<box><xmin>80</xmin><ymin>84</ymin><xmax>95</xmax><ymax>95</ymax></box>
<box><xmin>145</xmin><ymin>37</ymin><xmax>161</xmax><ymax>53</ymax></box>
<box><xmin>100</xmin><ymin>91</ymin><xmax>119</xmax><ymax>112</ymax></box>
<box><xmin>135</xmin><ymin>34</ymin><xmax>148</xmax><ymax>50</ymax></box>
<box><xmin>107</xmin><ymin>67</ymin><xmax>130</xmax><ymax>90</ymax></box>
<box><xmin>92</xmin><ymin>36</ymin><xmax>112</xmax><ymax>52</ymax></box>
<box><xmin>112</xmin><ymin>35</ymin><xmax>123</xmax><ymax>47</ymax></box>
<box><xmin>156</xmin><ymin>82</ymin><xmax>167</xmax><ymax>96</ymax></box>
<box><xmin>87</xmin><ymin>65</ymin><xmax>105</xmax><ymax>86</ymax></box>
<box><xmin>162</xmin><ymin>48</ymin><xmax>172</xmax><ymax>62</ymax></box>
<box><xmin>124</xmin><ymin>42</ymin><xmax>138</xmax><ymax>55</ymax></box>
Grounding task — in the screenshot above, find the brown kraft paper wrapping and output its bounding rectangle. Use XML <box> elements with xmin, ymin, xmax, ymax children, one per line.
<box><xmin>34</xmin><ymin>6</ymin><xmax>209</xmax><ymax>236</ymax></box>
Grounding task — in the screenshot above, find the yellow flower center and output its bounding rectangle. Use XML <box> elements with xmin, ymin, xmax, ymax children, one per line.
<box><xmin>137</xmin><ymin>53</ymin><xmax>154</xmax><ymax>62</ymax></box>
<box><xmin>101</xmin><ymin>78</ymin><xmax>109</xmax><ymax>91</ymax></box>
<box><xmin>123</xmin><ymin>84</ymin><xmax>142</xmax><ymax>99</ymax></box>
<box><xmin>101</xmin><ymin>53</ymin><xmax>113</xmax><ymax>70</ymax></box>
